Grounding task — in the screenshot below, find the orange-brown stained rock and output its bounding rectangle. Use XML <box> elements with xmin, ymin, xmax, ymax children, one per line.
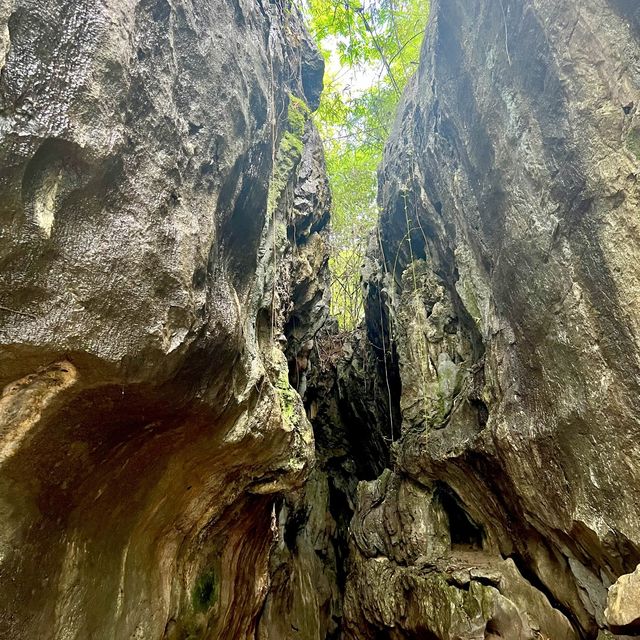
<box><xmin>0</xmin><ymin>352</ymin><xmax>313</xmax><ymax>638</ymax></box>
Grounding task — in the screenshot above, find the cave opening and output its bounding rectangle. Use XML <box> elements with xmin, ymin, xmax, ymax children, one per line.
<box><xmin>435</xmin><ymin>484</ymin><xmax>484</xmax><ymax>551</ymax></box>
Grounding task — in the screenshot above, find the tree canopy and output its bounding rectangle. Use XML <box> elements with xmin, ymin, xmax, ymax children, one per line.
<box><xmin>304</xmin><ymin>0</ymin><xmax>429</xmax><ymax>329</ymax></box>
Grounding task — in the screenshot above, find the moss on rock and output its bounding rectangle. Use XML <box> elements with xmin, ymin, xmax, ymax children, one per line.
<box><xmin>287</xmin><ymin>94</ymin><xmax>310</xmax><ymax>138</ymax></box>
<box><xmin>274</xmin><ymin>348</ymin><xmax>299</xmax><ymax>429</ymax></box>
<box><xmin>192</xmin><ymin>568</ymin><xmax>218</xmax><ymax>613</ymax></box>
<box><xmin>266</xmin><ymin>94</ymin><xmax>310</xmax><ymax>216</ymax></box>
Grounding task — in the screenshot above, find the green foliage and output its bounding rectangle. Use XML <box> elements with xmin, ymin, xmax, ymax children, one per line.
<box><xmin>330</xmin><ymin>244</ymin><xmax>367</xmax><ymax>329</ymax></box>
<box><xmin>304</xmin><ymin>0</ymin><xmax>429</xmax><ymax>329</ymax></box>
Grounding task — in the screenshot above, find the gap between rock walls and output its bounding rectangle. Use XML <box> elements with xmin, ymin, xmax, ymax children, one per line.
<box><xmin>0</xmin><ymin>0</ymin><xmax>638</xmax><ymax>639</ymax></box>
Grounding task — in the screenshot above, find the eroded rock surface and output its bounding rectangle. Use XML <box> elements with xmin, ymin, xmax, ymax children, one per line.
<box><xmin>605</xmin><ymin>564</ymin><xmax>640</xmax><ymax>630</ymax></box>
<box><xmin>2</xmin><ymin>0</ymin><xmax>640</xmax><ymax>637</ymax></box>
<box><xmin>0</xmin><ymin>0</ymin><xmax>329</xmax><ymax>638</ymax></box>
<box><xmin>343</xmin><ymin>0</ymin><xmax>640</xmax><ymax>638</ymax></box>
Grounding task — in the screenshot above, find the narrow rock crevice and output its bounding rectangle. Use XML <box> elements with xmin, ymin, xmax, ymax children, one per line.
<box><xmin>0</xmin><ymin>0</ymin><xmax>639</xmax><ymax>638</ymax></box>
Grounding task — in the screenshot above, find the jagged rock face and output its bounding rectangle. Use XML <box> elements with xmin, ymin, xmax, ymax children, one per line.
<box><xmin>0</xmin><ymin>0</ymin><xmax>330</xmax><ymax>638</ymax></box>
<box><xmin>348</xmin><ymin>0</ymin><xmax>640</xmax><ymax>638</ymax></box>
<box><xmin>257</xmin><ymin>324</ymin><xmax>400</xmax><ymax>639</ymax></box>
<box><xmin>605</xmin><ymin>565</ymin><xmax>640</xmax><ymax>629</ymax></box>
<box><xmin>258</xmin><ymin>468</ymin><xmax>342</xmax><ymax>640</ymax></box>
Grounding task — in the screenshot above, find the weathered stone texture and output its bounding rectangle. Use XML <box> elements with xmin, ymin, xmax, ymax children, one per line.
<box><xmin>605</xmin><ymin>564</ymin><xmax>640</xmax><ymax>629</ymax></box>
<box><xmin>0</xmin><ymin>0</ymin><xmax>329</xmax><ymax>638</ymax></box>
<box><xmin>345</xmin><ymin>0</ymin><xmax>640</xmax><ymax>637</ymax></box>
<box><xmin>2</xmin><ymin>0</ymin><xmax>640</xmax><ymax>637</ymax></box>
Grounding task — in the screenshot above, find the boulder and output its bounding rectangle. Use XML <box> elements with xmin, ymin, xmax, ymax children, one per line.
<box><xmin>606</xmin><ymin>565</ymin><xmax>640</xmax><ymax>628</ymax></box>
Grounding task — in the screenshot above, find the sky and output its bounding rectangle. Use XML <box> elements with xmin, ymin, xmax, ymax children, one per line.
<box><xmin>324</xmin><ymin>35</ymin><xmax>383</xmax><ymax>97</ymax></box>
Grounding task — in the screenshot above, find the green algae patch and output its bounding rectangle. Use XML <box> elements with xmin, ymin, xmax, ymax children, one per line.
<box><xmin>266</xmin><ymin>94</ymin><xmax>310</xmax><ymax>216</ymax></box>
<box><xmin>192</xmin><ymin>568</ymin><xmax>218</xmax><ymax>613</ymax></box>
<box><xmin>627</xmin><ymin>127</ymin><xmax>640</xmax><ymax>161</ymax></box>
<box><xmin>456</xmin><ymin>274</ymin><xmax>482</xmax><ymax>329</ymax></box>
<box><xmin>274</xmin><ymin>349</ymin><xmax>299</xmax><ymax>429</ymax></box>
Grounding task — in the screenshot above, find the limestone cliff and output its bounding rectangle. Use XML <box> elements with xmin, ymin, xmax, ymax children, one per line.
<box><xmin>0</xmin><ymin>0</ymin><xmax>329</xmax><ymax>638</ymax></box>
<box><xmin>345</xmin><ymin>0</ymin><xmax>640</xmax><ymax>638</ymax></box>
<box><xmin>1</xmin><ymin>0</ymin><xmax>640</xmax><ymax>638</ymax></box>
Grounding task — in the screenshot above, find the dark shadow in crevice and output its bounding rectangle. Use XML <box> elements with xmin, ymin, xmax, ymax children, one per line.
<box><xmin>609</xmin><ymin>623</ymin><xmax>640</xmax><ymax>637</ymax></box>
<box><xmin>326</xmin><ymin>479</ymin><xmax>352</xmax><ymax>591</ymax></box>
<box><xmin>283</xmin><ymin>504</ymin><xmax>309</xmax><ymax>552</ymax></box>
<box><xmin>435</xmin><ymin>483</ymin><xmax>484</xmax><ymax>551</ymax></box>
<box><xmin>217</xmin><ymin>140</ymin><xmax>271</xmax><ymax>294</ymax></box>
<box><xmin>507</xmin><ymin>552</ymin><xmax>584</xmax><ymax>638</ymax></box>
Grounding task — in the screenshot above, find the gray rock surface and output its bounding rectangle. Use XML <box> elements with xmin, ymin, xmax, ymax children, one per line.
<box><xmin>1</xmin><ymin>0</ymin><xmax>639</xmax><ymax>637</ymax></box>
<box><xmin>0</xmin><ymin>0</ymin><xmax>329</xmax><ymax>638</ymax></box>
<box><xmin>344</xmin><ymin>0</ymin><xmax>640</xmax><ymax>637</ymax></box>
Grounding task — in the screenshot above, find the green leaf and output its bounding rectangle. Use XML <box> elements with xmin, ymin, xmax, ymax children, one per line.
<box><xmin>304</xmin><ymin>0</ymin><xmax>430</xmax><ymax>329</ymax></box>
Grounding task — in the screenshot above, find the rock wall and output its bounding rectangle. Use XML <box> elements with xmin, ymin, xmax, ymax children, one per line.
<box><xmin>0</xmin><ymin>0</ymin><xmax>330</xmax><ymax>638</ymax></box>
<box><xmin>345</xmin><ymin>0</ymin><xmax>640</xmax><ymax>638</ymax></box>
<box><xmin>2</xmin><ymin>0</ymin><xmax>640</xmax><ymax>638</ymax></box>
